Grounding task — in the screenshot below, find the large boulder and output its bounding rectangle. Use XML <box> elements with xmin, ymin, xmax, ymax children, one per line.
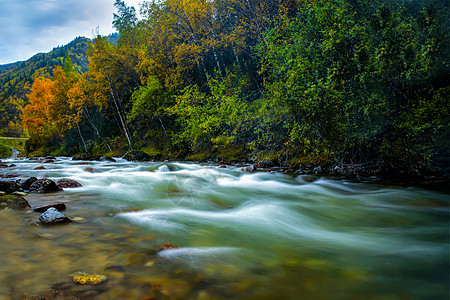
<box><xmin>0</xmin><ymin>195</ymin><xmax>30</xmax><ymax>210</ymax></box>
<box><xmin>72</xmin><ymin>154</ymin><xmax>101</xmax><ymax>161</ymax></box>
<box><xmin>0</xmin><ymin>180</ymin><xmax>19</xmax><ymax>194</ymax></box>
<box><xmin>57</xmin><ymin>178</ymin><xmax>82</xmax><ymax>188</ymax></box>
<box><xmin>21</xmin><ymin>177</ymin><xmax>38</xmax><ymax>191</ymax></box>
<box><xmin>29</xmin><ymin>179</ymin><xmax>63</xmax><ymax>193</ymax></box>
<box><xmin>122</xmin><ymin>150</ymin><xmax>153</xmax><ymax>162</ymax></box>
<box><xmin>39</xmin><ymin>207</ymin><xmax>72</xmax><ymax>224</ymax></box>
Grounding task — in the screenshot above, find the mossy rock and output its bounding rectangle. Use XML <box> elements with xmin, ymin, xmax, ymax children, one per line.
<box><xmin>0</xmin><ymin>195</ymin><xmax>30</xmax><ymax>210</ymax></box>
<box><xmin>122</xmin><ymin>150</ymin><xmax>154</xmax><ymax>161</ymax></box>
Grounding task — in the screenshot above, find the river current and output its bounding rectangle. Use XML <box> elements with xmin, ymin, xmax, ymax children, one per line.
<box><xmin>0</xmin><ymin>157</ymin><xmax>448</xmax><ymax>299</ymax></box>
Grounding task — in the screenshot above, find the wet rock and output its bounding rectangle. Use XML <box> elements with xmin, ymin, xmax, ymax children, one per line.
<box><xmin>28</xmin><ymin>157</ymin><xmax>42</xmax><ymax>161</ymax></box>
<box><xmin>20</xmin><ymin>177</ymin><xmax>37</xmax><ymax>190</ymax></box>
<box><xmin>9</xmin><ymin>164</ymin><xmax>16</xmax><ymax>167</ymax></box>
<box><xmin>72</xmin><ymin>154</ymin><xmax>101</xmax><ymax>161</ymax></box>
<box><xmin>75</xmin><ymin>162</ymin><xmax>92</xmax><ymax>165</ymax></box>
<box><xmin>0</xmin><ymin>163</ymin><xmax>8</xmax><ymax>168</ymax></box>
<box><xmin>0</xmin><ymin>195</ymin><xmax>31</xmax><ymax>210</ymax></box>
<box><xmin>0</xmin><ymin>207</ymin><xmax>14</xmax><ymax>217</ymax></box>
<box><xmin>84</xmin><ymin>167</ymin><xmax>97</xmax><ymax>173</ymax></box>
<box><xmin>0</xmin><ymin>191</ymin><xmax>5</xmax><ymax>196</ymax></box>
<box><xmin>43</xmin><ymin>159</ymin><xmax>54</xmax><ymax>163</ymax></box>
<box><xmin>220</xmin><ymin>165</ymin><xmax>227</xmax><ymax>168</ymax></box>
<box><xmin>71</xmin><ymin>272</ymin><xmax>107</xmax><ymax>285</ymax></box>
<box><xmin>0</xmin><ymin>173</ymin><xmax>19</xmax><ymax>178</ymax></box>
<box><xmin>100</xmin><ymin>156</ymin><xmax>116</xmax><ymax>162</ymax></box>
<box><xmin>29</xmin><ymin>179</ymin><xmax>63</xmax><ymax>193</ymax></box>
<box><xmin>34</xmin><ymin>203</ymin><xmax>66</xmax><ymax>212</ymax></box>
<box><xmin>158</xmin><ymin>164</ymin><xmax>176</xmax><ymax>172</ymax></box>
<box><xmin>158</xmin><ymin>243</ymin><xmax>179</xmax><ymax>252</ymax></box>
<box><xmin>123</xmin><ymin>150</ymin><xmax>153</xmax><ymax>162</ymax></box>
<box><xmin>313</xmin><ymin>166</ymin><xmax>323</xmax><ymax>174</ymax></box>
<box><xmin>12</xmin><ymin>191</ymin><xmax>28</xmax><ymax>196</ymax></box>
<box><xmin>39</xmin><ymin>207</ymin><xmax>72</xmax><ymax>224</ymax></box>
<box><xmin>57</xmin><ymin>178</ymin><xmax>82</xmax><ymax>188</ymax></box>
<box><xmin>241</xmin><ymin>165</ymin><xmax>257</xmax><ymax>173</ymax></box>
<box><xmin>0</xmin><ymin>180</ymin><xmax>19</xmax><ymax>194</ymax></box>
<box><xmin>45</xmin><ymin>156</ymin><xmax>56</xmax><ymax>160</ymax></box>
<box><xmin>255</xmin><ymin>160</ymin><xmax>275</xmax><ymax>168</ymax></box>
<box><xmin>34</xmin><ymin>166</ymin><xmax>46</xmax><ymax>170</ymax></box>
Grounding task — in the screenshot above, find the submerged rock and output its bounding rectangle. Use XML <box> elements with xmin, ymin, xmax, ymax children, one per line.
<box><xmin>34</xmin><ymin>166</ymin><xmax>46</xmax><ymax>170</ymax></box>
<box><xmin>43</xmin><ymin>159</ymin><xmax>54</xmax><ymax>163</ymax></box>
<box><xmin>84</xmin><ymin>167</ymin><xmax>97</xmax><ymax>173</ymax></box>
<box><xmin>0</xmin><ymin>163</ymin><xmax>8</xmax><ymax>168</ymax></box>
<box><xmin>0</xmin><ymin>180</ymin><xmax>19</xmax><ymax>194</ymax></box>
<box><xmin>157</xmin><ymin>164</ymin><xmax>176</xmax><ymax>172</ymax></box>
<box><xmin>0</xmin><ymin>174</ymin><xmax>19</xmax><ymax>179</ymax></box>
<box><xmin>21</xmin><ymin>177</ymin><xmax>37</xmax><ymax>190</ymax></box>
<box><xmin>29</xmin><ymin>179</ymin><xmax>63</xmax><ymax>193</ymax></box>
<box><xmin>34</xmin><ymin>203</ymin><xmax>66</xmax><ymax>213</ymax></box>
<box><xmin>0</xmin><ymin>195</ymin><xmax>31</xmax><ymax>210</ymax></box>
<box><xmin>72</xmin><ymin>272</ymin><xmax>107</xmax><ymax>285</ymax></box>
<box><xmin>39</xmin><ymin>207</ymin><xmax>71</xmax><ymax>224</ymax></box>
<box><xmin>158</xmin><ymin>243</ymin><xmax>179</xmax><ymax>252</ymax></box>
<box><xmin>57</xmin><ymin>178</ymin><xmax>82</xmax><ymax>188</ymax></box>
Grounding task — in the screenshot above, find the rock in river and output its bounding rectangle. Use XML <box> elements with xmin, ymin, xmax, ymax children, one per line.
<box><xmin>0</xmin><ymin>195</ymin><xmax>31</xmax><ymax>210</ymax></box>
<box><xmin>72</xmin><ymin>154</ymin><xmax>101</xmax><ymax>161</ymax></box>
<box><xmin>0</xmin><ymin>180</ymin><xmax>19</xmax><ymax>194</ymax></box>
<box><xmin>21</xmin><ymin>177</ymin><xmax>37</xmax><ymax>191</ymax></box>
<box><xmin>39</xmin><ymin>207</ymin><xmax>72</xmax><ymax>224</ymax></box>
<box><xmin>34</xmin><ymin>203</ymin><xmax>66</xmax><ymax>213</ymax></box>
<box><xmin>29</xmin><ymin>179</ymin><xmax>63</xmax><ymax>193</ymax></box>
<box><xmin>57</xmin><ymin>178</ymin><xmax>82</xmax><ymax>188</ymax></box>
<box><xmin>122</xmin><ymin>150</ymin><xmax>152</xmax><ymax>162</ymax></box>
<box><xmin>100</xmin><ymin>156</ymin><xmax>116</xmax><ymax>162</ymax></box>
<box><xmin>241</xmin><ymin>165</ymin><xmax>257</xmax><ymax>173</ymax></box>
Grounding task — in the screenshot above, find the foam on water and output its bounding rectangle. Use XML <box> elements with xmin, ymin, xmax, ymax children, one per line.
<box><xmin>0</xmin><ymin>157</ymin><xmax>448</xmax><ymax>299</ymax></box>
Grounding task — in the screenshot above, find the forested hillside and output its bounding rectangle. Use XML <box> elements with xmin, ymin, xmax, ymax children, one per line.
<box><xmin>21</xmin><ymin>0</ymin><xmax>449</xmax><ymax>177</ymax></box>
<box><xmin>0</xmin><ymin>34</ymin><xmax>121</xmax><ymax>137</ymax></box>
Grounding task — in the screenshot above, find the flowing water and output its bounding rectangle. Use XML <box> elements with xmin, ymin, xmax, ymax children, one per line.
<box><xmin>0</xmin><ymin>157</ymin><xmax>448</xmax><ymax>299</ymax></box>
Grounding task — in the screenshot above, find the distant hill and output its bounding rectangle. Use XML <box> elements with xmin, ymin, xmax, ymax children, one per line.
<box><xmin>0</xmin><ymin>33</ymin><xmax>119</xmax><ymax>136</ymax></box>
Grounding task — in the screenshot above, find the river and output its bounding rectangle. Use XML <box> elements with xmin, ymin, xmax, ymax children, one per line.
<box><xmin>0</xmin><ymin>157</ymin><xmax>448</xmax><ymax>299</ymax></box>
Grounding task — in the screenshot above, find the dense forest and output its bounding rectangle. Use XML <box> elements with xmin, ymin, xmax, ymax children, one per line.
<box><xmin>14</xmin><ymin>0</ymin><xmax>450</xmax><ymax>177</ymax></box>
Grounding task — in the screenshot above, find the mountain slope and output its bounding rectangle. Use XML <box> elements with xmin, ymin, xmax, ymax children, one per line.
<box><xmin>0</xmin><ymin>36</ymin><xmax>91</xmax><ymax>136</ymax></box>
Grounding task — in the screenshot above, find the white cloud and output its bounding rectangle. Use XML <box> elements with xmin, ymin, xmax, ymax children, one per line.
<box><xmin>0</xmin><ymin>0</ymin><xmax>142</xmax><ymax>64</ymax></box>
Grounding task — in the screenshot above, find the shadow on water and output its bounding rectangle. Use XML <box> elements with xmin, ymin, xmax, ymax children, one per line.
<box><xmin>0</xmin><ymin>157</ymin><xmax>448</xmax><ymax>299</ymax></box>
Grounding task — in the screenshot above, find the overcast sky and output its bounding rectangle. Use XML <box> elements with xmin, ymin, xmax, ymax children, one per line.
<box><xmin>0</xmin><ymin>0</ymin><xmax>141</xmax><ymax>65</ymax></box>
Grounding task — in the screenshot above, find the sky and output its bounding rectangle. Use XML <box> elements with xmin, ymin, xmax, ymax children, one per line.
<box><xmin>0</xmin><ymin>0</ymin><xmax>141</xmax><ymax>65</ymax></box>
